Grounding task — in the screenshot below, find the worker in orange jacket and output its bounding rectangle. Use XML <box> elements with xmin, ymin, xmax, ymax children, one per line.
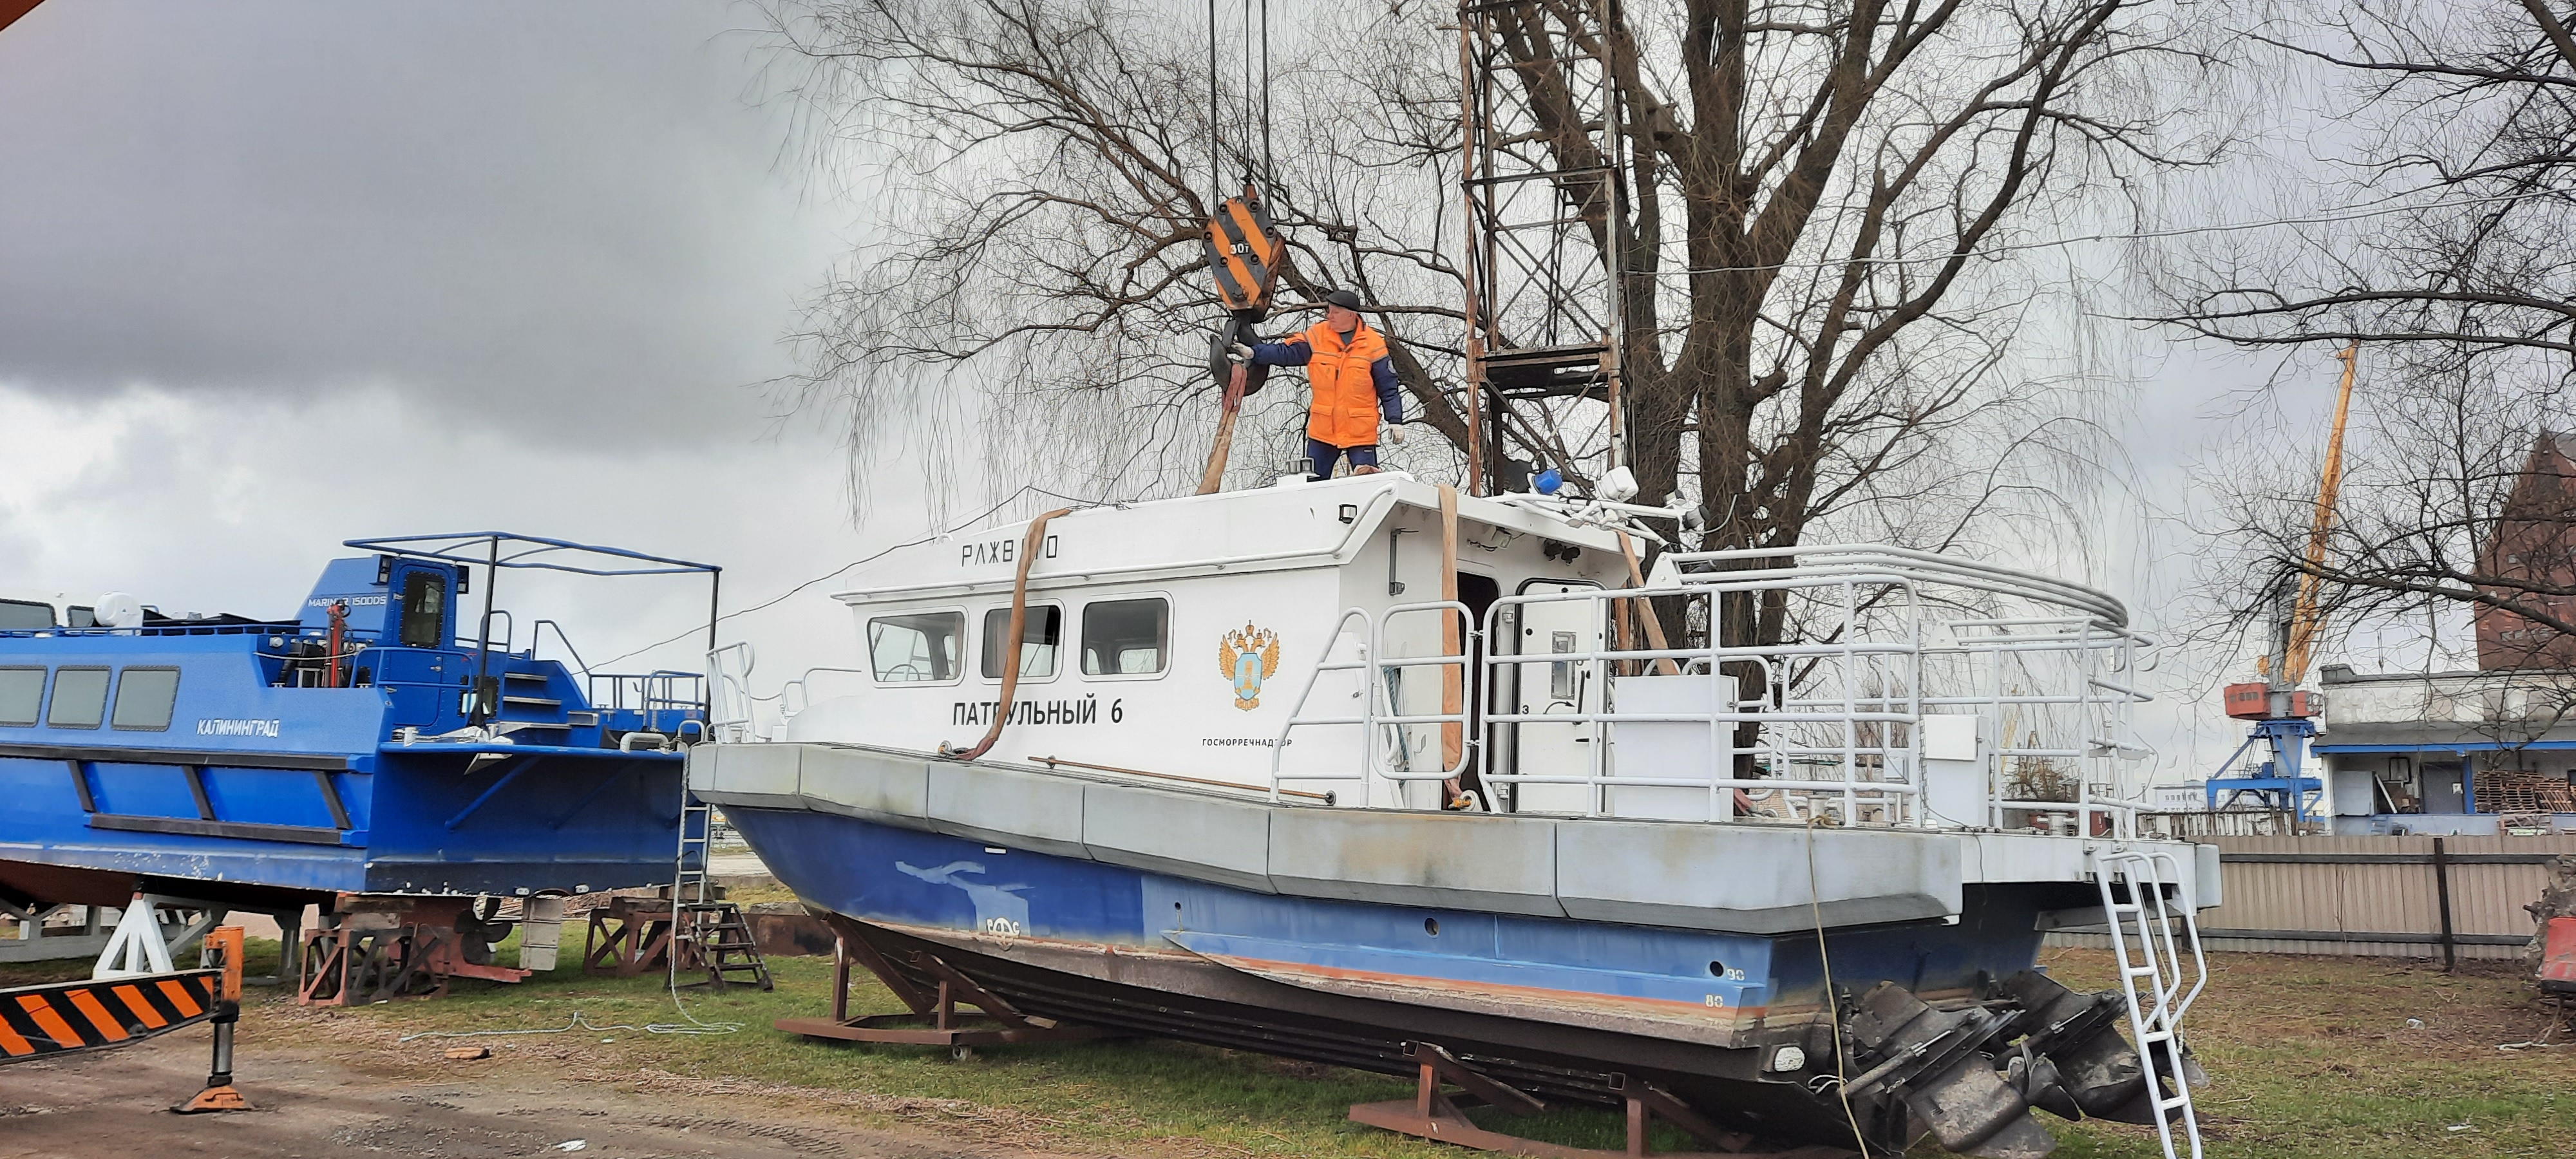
<box><xmin>1228</xmin><ymin>289</ymin><xmax>1407</xmax><ymax>479</ymax></box>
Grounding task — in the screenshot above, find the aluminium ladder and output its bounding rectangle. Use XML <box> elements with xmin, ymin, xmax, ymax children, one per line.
<box><xmin>2090</xmin><ymin>847</ymin><xmax>2208</xmax><ymax>1159</ymax></box>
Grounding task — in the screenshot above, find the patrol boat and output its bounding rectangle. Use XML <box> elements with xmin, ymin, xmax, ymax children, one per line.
<box><xmin>693</xmin><ymin>476</ymin><xmax>2217</xmax><ymax>1158</ymax></box>
<box><xmin>0</xmin><ymin>533</ymin><xmax>715</xmax><ymax>997</ymax></box>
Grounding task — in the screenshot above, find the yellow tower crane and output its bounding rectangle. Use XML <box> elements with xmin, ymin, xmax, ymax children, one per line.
<box><xmin>2208</xmin><ymin>343</ymin><xmax>2360</xmax><ymax>822</ymax></box>
<box><xmin>2276</xmin><ymin>342</ymin><xmax>2362</xmax><ymax>690</ymax></box>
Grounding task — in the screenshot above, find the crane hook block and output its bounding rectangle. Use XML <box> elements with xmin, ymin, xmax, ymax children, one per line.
<box><xmin>1203</xmin><ymin>185</ymin><xmax>1285</xmax><ymax>318</ymax></box>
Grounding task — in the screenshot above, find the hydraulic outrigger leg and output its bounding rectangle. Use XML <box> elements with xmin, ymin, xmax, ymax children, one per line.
<box><xmin>173</xmin><ymin>999</ymin><xmax>250</xmax><ymax>1113</ymax></box>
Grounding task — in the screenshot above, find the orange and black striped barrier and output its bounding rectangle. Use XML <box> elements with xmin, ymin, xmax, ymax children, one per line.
<box><xmin>0</xmin><ymin>969</ymin><xmax>222</xmax><ymax>1061</ymax></box>
<box><xmin>2</xmin><ymin>962</ymin><xmax>251</xmax><ymax>1113</ymax></box>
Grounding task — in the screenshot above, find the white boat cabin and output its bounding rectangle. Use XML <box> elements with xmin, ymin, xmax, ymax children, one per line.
<box><xmin>730</xmin><ymin>473</ymin><xmax>1635</xmax><ymax>809</ymax></box>
<box><xmin>712</xmin><ymin>471</ymin><xmax>2160</xmax><ymax>835</ymax></box>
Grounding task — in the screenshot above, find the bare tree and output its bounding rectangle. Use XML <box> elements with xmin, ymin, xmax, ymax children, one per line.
<box><xmin>2167</xmin><ymin>2</ymin><xmax>2576</xmax><ymax>672</ymax></box>
<box><xmin>2199</xmin><ymin>353</ymin><xmax>2576</xmax><ymax>674</ymax></box>
<box><xmin>762</xmin><ymin>0</ymin><xmax>2212</xmax><ymax>602</ymax></box>
<box><xmin>2163</xmin><ymin>0</ymin><xmax>2576</xmax><ymax>367</ymax></box>
<box><xmin>761</xmin><ymin>0</ymin><xmax>1479</xmax><ymax>516</ymax></box>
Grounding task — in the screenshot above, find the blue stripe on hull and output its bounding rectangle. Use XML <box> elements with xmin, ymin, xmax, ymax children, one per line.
<box><xmin>0</xmin><ymin>749</ymin><xmax>688</xmax><ymax>896</ymax></box>
<box><xmin>726</xmin><ymin>806</ymin><xmax>2052</xmax><ymax>1017</ymax></box>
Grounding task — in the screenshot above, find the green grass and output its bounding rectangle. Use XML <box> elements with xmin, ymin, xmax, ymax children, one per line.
<box><xmin>258</xmin><ymin>944</ymin><xmax>1712</xmax><ymax>1158</ymax></box>
<box><xmin>2036</xmin><ymin>947</ymin><xmax>2576</xmax><ymax>1159</ymax></box>
<box><xmin>13</xmin><ymin>927</ymin><xmax>2576</xmax><ymax>1156</ymax></box>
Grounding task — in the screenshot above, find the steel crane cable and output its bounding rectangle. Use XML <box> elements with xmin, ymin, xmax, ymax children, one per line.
<box><xmin>1202</xmin><ymin>0</ymin><xmax>1278</xmax><ymax>203</ymax></box>
<box><xmin>1260</xmin><ymin>0</ymin><xmax>1273</xmax><ymax>191</ymax></box>
<box><xmin>1206</xmin><ymin>0</ymin><xmax>1219</xmax><ymax>203</ymax></box>
<box><xmin>1242</xmin><ymin>0</ymin><xmax>1253</xmax><ymax>180</ymax></box>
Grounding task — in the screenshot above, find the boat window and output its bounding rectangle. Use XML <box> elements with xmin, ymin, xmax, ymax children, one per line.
<box><xmin>66</xmin><ymin>607</ymin><xmax>97</xmax><ymax>628</ymax></box>
<box><xmin>0</xmin><ymin>600</ymin><xmax>52</xmax><ymax>630</ymax></box>
<box><xmin>46</xmin><ymin>666</ymin><xmax>110</xmax><ymax>729</ymax></box>
<box><xmin>111</xmin><ymin>668</ymin><xmax>180</xmax><ymax>731</ymax></box>
<box><xmin>1081</xmin><ymin>598</ymin><xmax>1169</xmax><ymax>676</ymax></box>
<box><xmin>397</xmin><ymin>571</ymin><xmax>446</xmax><ymax>648</ymax></box>
<box><xmin>980</xmin><ymin>605</ymin><xmax>1061</xmax><ymax>680</ymax></box>
<box><xmin>868</xmin><ymin>612</ymin><xmax>964</xmax><ymax>683</ymax></box>
<box><xmin>0</xmin><ymin>668</ymin><xmax>42</xmax><ymax>726</ymax></box>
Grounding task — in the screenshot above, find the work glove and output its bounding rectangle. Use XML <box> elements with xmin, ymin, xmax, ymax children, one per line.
<box><xmin>1386</xmin><ymin>424</ymin><xmax>1407</xmax><ymax>446</ymax></box>
<box><xmin>1226</xmin><ymin>341</ymin><xmax>1254</xmax><ymax>364</ymax></box>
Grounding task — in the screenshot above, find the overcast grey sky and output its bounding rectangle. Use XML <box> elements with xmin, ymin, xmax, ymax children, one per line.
<box><xmin>0</xmin><ymin>1</ymin><xmax>825</xmax><ymax>439</ymax></box>
<box><xmin>0</xmin><ymin>0</ymin><xmax>2380</xmax><ymax>783</ymax></box>
<box><xmin>0</xmin><ymin>0</ymin><xmax>921</xmax><ymax>686</ymax></box>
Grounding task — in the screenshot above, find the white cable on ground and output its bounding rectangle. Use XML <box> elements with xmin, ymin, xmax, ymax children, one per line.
<box><xmin>659</xmin><ymin>944</ymin><xmax>746</xmax><ymax>1038</ymax></box>
<box><xmin>653</xmin><ymin>992</ymin><xmax>746</xmax><ymax>1037</ymax></box>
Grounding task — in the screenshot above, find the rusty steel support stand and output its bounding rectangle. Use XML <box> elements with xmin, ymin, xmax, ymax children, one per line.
<box><xmin>775</xmin><ymin>932</ymin><xmax>1103</xmax><ymax>1050</ymax></box>
<box><xmin>173</xmin><ymin>1000</ymin><xmax>251</xmax><ymax>1113</ymax></box>
<box><xmin>841</xmin><ymin>927</ymin><xmax>936</xmax><ymax>1013</ymax></box>
<box><xmin>829</xmin><ymin>937</ymin><xmax>850</xmax><ymax>1022</ymax></box>
<box><xmin>1346</xmin><ymin>1042</ymin><xmax>1852</xmax><ymax>1159</ymax></box>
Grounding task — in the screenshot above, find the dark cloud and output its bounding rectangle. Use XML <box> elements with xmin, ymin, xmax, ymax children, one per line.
<box><xmin>0</xmin><ymin>0</ymin><xmax>833</xmax><ymax>444</ymax></box>
<box><xmin>0</xmin><ymin>1</ymin><xmax>917</xmax><ymax>689</ymax></box>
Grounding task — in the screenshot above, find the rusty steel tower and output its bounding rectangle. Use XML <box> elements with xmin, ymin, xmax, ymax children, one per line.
<box><xmin>1455</xmin><ymin>0</ymin><xmax>1633</xmax><ymax>494</ymax></box>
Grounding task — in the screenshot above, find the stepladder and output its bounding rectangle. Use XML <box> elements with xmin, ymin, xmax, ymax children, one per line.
<box><xmin>2090</xmin><ymin>845</ymin><xmax>2208</xmax><ymax>1159</ymax></box>
<box><xmin>675</xmin><ymin>900</ymin><xmax>773</xmax><ymax>991</ymax></box>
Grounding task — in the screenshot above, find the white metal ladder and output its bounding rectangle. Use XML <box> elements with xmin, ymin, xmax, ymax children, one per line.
<box><xmin>2090</xmin><ymin>847</ymin><xmax>2208</xmax><ymax>1159</ymax></box>
<box><xmin>674</xmin><ymin>801</ymin><xmax>714</xmax><ymax>905</ymax></box>
<box><xmin>670</xmin><ymin>791</ymin><xmax>715</xmax><ymax>978</ymax></box>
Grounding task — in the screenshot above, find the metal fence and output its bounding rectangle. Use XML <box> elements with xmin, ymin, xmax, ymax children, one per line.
<box><xmin>2046</xmin><ymin>834</ymin><xmax>2576</xmax><ymax>963</ymax></box>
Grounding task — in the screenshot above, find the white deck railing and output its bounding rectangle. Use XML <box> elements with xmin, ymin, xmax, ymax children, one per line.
<box><xmin>1271</xmin><ymin>544</ymin><xmax>2155</xmax><ymax>834</ymax></box>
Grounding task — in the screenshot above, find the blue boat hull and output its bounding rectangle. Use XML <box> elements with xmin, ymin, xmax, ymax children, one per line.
<box><xmin>2</xmin><ymin>538</ymin><xmax>712</xmax><ymax>912</ymax></box>
<box><xmin>725</xmin><ymin>803</ymin><xmax>2082</xmax><ymax>1147</ymax></box>
<box><xmin>0</xmin><ymin>745</ymin><xmax>687</xmax><ymax>901</ymax></box>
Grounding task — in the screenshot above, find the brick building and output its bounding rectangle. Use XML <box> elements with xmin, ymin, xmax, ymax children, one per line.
<box><xmin>2477</xmin><ymin>432</ymin><xmax>2576</xmax><ymax>669</ymax></box>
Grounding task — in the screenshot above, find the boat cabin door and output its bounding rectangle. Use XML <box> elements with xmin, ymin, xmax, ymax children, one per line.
<box><xmin>1502</xmin><ymin>579</ymin><xmax>1604</xmax><ymax>815</ymax></box>
<box><xmin>383</xmin><ymin>558</ymin><xmax>457</xmax><ymax>650</ymax></box>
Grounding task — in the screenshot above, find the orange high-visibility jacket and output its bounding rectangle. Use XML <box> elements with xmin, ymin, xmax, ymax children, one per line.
<box><xmin>1269</xmin><ymin>321</ymin><xmax>1397</xmax><ymax>448</ymax></box>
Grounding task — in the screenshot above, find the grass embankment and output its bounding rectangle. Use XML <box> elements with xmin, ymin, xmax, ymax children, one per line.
<box><xmin>8</xmin><ymin>928</ymin><xmax>2575</xmax><ymax>1157</ymax></box>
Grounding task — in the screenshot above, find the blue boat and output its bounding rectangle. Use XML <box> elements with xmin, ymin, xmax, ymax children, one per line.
<box><xmin>696</xmin><ymin>481</ymin><xmax>2222</xmax><ymax>1158</ymax></box>
<box><xmin>0</xmin><ymin>533</ymin><xmax>715</xmax><ymax>979</ymax></box>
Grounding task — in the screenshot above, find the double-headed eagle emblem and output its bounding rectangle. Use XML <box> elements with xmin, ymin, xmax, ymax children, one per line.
<box><xmin>1217</xmin><ymin>623</ymin><xmax>1281</xmax><ymax>710</ymax></box>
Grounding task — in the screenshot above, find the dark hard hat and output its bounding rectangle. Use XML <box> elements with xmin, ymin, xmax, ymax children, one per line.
<box><xmin>1322</xmin><ymin>288</ymin><xmax>1363</xmax><ymax>310</ymax></box>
